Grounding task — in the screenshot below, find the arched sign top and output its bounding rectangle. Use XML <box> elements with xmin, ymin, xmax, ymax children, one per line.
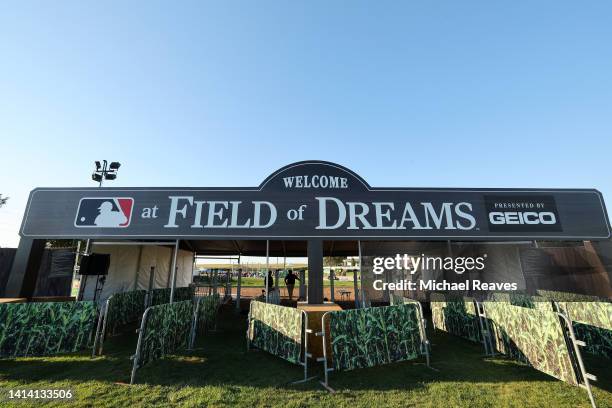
<box><xmin>259</xmin><ymin>160</ymin><xmax>371</xmax><ymax>192</ymax></box>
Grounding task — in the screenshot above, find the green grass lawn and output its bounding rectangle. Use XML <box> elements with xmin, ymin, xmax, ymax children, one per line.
<box><xmin>0</xmin><ymin>306</ymin><xmax>610</xmax><ymax>407</ymax></box>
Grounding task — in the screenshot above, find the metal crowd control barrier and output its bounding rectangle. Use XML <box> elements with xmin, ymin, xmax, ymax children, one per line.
<box><xmin>477</xmin><ymin>299</ymin><xmax>598</xmax><ymax>408</ymax></box>
<box><xmin>91</xmin><ymin>295</ymin><xmax>114</xmax><ymax>357</ymax></box>
<box><xmin>246</xmin><ymin>302</ymin><xmax>315</xmax><ymax>384</ymax></box>
<box><xmin>130</xmin><ymin>307</ymin><xmax>151</xmax><ymax>384</ymax></box>
<box><xmin>403</xmin><ymin>298</ymin><xmax>431</xmax><ymax>365</ymax></box>
<box><xmin>316</xmin><ymin>312</ymin><xmax>334</xmax><ymax>392</ymax></box>
<box><xmin>475</xmin><ymin>300</ymin><xmax>495</xmax><ymax>356</ymax></box>
<box><xmin>129</xmin><ymin>300</ymin><xmax>200</xmax><ymax>385</ymax></box>
<box><xmin>93</xmin><ymin>286</ymin><xmax>197</xmax><ymax>358</ymax></box>
<box><xmin>188</xmin><ymin>297</ymin><xmax>203</xmax><ymax>349</ymax></box>
<box><xmin>92</xmin><ymin>282</ymin><xmax>156</xmax><ymax>357</ymax></box>
<box><xmin>316</xmin><ymin>303</ymin><xmax>432</xmax><ymax>392</ymax></box>
<box><xmin>195</xmin><ymin>293</ymin><xmax>221</xmax><ymax>333</ymax></box>
<box><xmin>556</xmin><ymin>307</ymin><xmax>598</xmax><ymax>408</ymax></box>
<box><xmin>91</xmin><ymin>301</ymin><xmax>106</xmax><ymax>357</ymax></box>
<box><xmin>295</xmin><ymin>309</ymin><xmax>316</xmax><ymax>384</ymax></box>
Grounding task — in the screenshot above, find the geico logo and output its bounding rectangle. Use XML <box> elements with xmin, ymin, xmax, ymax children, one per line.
<box><xmin>489</xmin><ymin>211</ymin><xmax>556</xmax><ymax>225</ymax></box>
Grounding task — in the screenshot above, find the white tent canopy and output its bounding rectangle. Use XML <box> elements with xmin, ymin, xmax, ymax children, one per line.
<box><xmin>81</xmin><ymin>244</ymin><xmax>194</xmax><ymax>302</ymax></box>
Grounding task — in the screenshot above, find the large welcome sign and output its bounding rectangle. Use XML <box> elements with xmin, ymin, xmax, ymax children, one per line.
<box><xmin>19</xmin><ymin>161</ymin><xmax>611</xmax><ymax>240</ymax></box>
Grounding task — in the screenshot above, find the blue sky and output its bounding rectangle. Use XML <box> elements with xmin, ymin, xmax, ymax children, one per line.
<box><xmin>1</xmin><ymin>2</ymin><xmax>611</xmax><ymax>247</ymax></box>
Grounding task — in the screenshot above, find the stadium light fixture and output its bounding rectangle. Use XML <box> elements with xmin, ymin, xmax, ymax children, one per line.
<box><xmin>91</xmin><ymin>160</ymin><xmax>121</xmax><ymax>187</ymax></box>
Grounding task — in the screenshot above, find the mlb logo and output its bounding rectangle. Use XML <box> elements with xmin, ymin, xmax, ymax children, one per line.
<box><xmin>75</xmin><ymin>197</ymin><xmax>134</xmax><ymax>228</ymax></box>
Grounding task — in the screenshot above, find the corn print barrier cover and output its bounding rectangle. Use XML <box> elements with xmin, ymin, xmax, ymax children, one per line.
<box><xmin>328</xmin><ymin>303</ymin><xmax>422</xmax><ymax>371</ymax></box>
<box><xmin>248</xmin><ymin>300</ymin><xmax>303</xmax><ymax>364</ymax></box>
<box><xmin>483</xmin><ymin>301</ymin><xmax>578</xmax><ymax>385</ymax></box>
<box><xmin>430</xmin><ymin>293</ymin><xmax>481</xmax><ymax>343</ymax></box>
<box><xmin>0</xmin><ymin>301</ymin><xmax>96</xmax><ymax>358</ymax></box>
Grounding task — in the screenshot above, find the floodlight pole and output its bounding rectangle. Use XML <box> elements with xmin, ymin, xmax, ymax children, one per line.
<box><xmin>97</xmin><ymin>160</ymin><xmax>107</xmax><ymax>187</ymax></box>
<box><xmin>77</xmin><ymin>160</ymin><xmax>120</xmax><ymax>300</ymax></box>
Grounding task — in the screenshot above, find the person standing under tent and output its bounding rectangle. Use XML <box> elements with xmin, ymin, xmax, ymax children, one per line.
<box><xmin>284</xmin><ymin>269</ymin><xmax>300</xmax><ymax>300</ymax></box>
<box><xmin>266</xmin><ymin>270</ymin><xmax>274</xmax><ymax>292</ymax></box>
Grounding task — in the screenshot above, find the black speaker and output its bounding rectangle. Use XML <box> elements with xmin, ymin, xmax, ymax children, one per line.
<box><xmin>79</xmin><ymin>253</ymin><xmax>110</xmax><ymax>276</ymax></box>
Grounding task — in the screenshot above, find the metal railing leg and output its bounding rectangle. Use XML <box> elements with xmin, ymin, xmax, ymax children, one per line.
<box><xmin>130</xmin><ymin>308</ymin><xmax>150</xmax><ymax>385</ymax></box>
<box><xmin>91</xmin><ymin>304</ymin><xmax>105</xmax><ymax>358</ymax></box>
<box><xmin>189</xmin><ymin>298</ymin><xmax>202</xmax><ymax>350</ymax></box>
<box><xmin>557</xmin><ymin>312</ymin><xmax>597</xmax><ymax>408</ymax></box>
<box><xmin>290</xmin><ymin>311</ymin><xmax>317</xmax><ymax>384</ymax></box>
<box><xmin>317</xmin><ymin>312</ymin><xmax>335</xmax><ymax>392</ymax></box>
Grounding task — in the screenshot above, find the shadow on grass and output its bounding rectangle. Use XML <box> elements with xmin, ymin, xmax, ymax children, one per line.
<box><xmin>583</xmin><ymin>354</ymin><xmax>612</xmax><ymax>393</ymax></box>
<box><xmin>2</xmin><ymin>306</ymin><xmax>593</xmax><ymax>393</ymax></box>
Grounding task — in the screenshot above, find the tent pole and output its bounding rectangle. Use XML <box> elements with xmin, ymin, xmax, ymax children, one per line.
<box><xmin>299</xmin><ymin>269</ymin><xmax>306</xmax><ymax>301</ymax></box>
<box><xmin>265</xmin><ymin>240</ymin><xmax>270</xmax><ymax>303</ymax></box>
<box><xmin>274</xmin><ymin>268</ymin><xmax>280</xmax><ymax>293</ymax></box>
<box><xmin>384</xmin><ymin>268</ymin><xmax>391</xmax><ymax>303</ymax></box>
<box><xmin>72</xmin><ymin>240</ymin><xmax>81</xmax><ymax>297</ymax></box>
<box><xmin>358</xmin><ymin>240</ymin><xmax>365</xmax><ymax>308</ymax></box>
<box><xmin>133</xmin><ymin>245</ymin><xmax>143</xmax><ymax>291</ymax></box>
<box><xmin>169</xmin><ymin>240</ymin><xmax>179</xmax><ymax>303</ymax></box>
<box><xmin>146</xmin><ymin>266</ymin><xmax>155</xmax><ymax>307</ymax></box>
<box><xmin>77</xmin><ymin>239</ymin><xmax>92</xmax><ymax>301</ymax></box>
<box><xmin>235</xmin><ymin>254</ymin><xmax>242</xmax><ymax>312</ymax></box>
<box><xmin>353</xmin><ymin>248</ymin><xmax>359</xmax><ymax>308</ymax></box>
<box><xmin>228</xmin><ymin>262</ymin><xmax>233</xmax><ymax>300</ymax></box>
<box><xmin>329</xmin><ymin>269</ymin><xmax>335</xmax><ymax>303</ymax></box>
<box><xmin>191</xmin><ymin>252</ymin><xmax>196</xmax><ymax>285</ymax></box>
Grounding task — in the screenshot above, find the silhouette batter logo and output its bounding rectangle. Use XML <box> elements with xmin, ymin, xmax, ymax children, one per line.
<box><xmin>74</xmin><ymin>197</ymin><xmax>134</xmax><ymax>228</ymax></box>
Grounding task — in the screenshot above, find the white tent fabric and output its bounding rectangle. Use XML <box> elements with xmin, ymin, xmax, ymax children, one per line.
<box><xmin>82</xmin><ymin>244</ymin><xmax>194</xmax><ymax>303</ymax></box>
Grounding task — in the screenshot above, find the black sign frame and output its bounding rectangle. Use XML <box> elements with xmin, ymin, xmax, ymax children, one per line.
<box><xmin>19</xmin><ymin>161</ymin><xmax>612</xmax><ymax>241</ymax></box>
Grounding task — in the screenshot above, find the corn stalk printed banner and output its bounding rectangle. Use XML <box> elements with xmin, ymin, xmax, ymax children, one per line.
<box><xmin>536</xmin><ymin>290</ymin><xmax>612</xmax><ymax>358</ymax></box>
<box><xmin>391</xmin><ymin>296</ymin><xmax>428</xmax><ymax>348</ymax></box>
<box><xmin>483</xmin><ymin>301</ymin><xmax>578</xmax><ymax>385</ymax></box>
<box><xmin>430</xmin><ymin>293</ymin><xmax>481</xmax><ymax>343</ymax></box>
<box><xmin>390</xmin><ymin>293</ymin><xmax>404</xmax><ymax>306</ymax></box>
<box><xmin>196</xmin><ymin>294</ymin><xmax>220</xmax><ymax>335</ymax></box>
<box><xmin>149</xmin><ymin>286</ymin><xmax>195</xmax><ymax>306</ymax></box>
<box><xmin>490</xmin><ymin>293</ymin><xmax>554</xmax><ymax>312</ymax></box>
<box><xmin>248</xmin><ymin>300</ymin><xmax>303</xmax><ymax>364</ymax></box>
<box><xmin>0</xmin><ymin>301</ymin><xmax>96</xmax><ymax>358</ymax></box>
<box><xmin>328</xmin><ymin>303</ymin><xmax>421</xmax><ymax>371</ymax></box>
<box><xmin>135</xmin><ymin>300</ymin><xmax>194</xmax><ymax>370</ymax></box>
<box><xmin>557</xmin><ymin>301</ymin><xmax>612</xmax><ymax>359</ymax></box>
<box><xmin>537</xmin><ymin>289</ymin><xmax>604</xmax><ymax>303</ymax></box>
<box><xmin>105</xmin><ymin>290</ymin><xmax>147</xmax><ymax>335</ymax></box>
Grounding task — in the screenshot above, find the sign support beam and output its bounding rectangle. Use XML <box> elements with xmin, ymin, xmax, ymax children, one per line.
<box><xmin>5</xmin><ymin>238</ymin><xmax>46</xmax><ymax>298</ymax></box>
<box><xmin>307</xmin><ymin>239</ymin><xmax>324</xmax><ymax>304</ymax></box>
<box><xmin>265</xmin><ymin>240</ymin><xmax>269</xmax><ymax>303</ymax></box>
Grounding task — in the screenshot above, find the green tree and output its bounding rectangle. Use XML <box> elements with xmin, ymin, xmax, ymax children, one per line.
<box><xmin>324</xmin><ymin>256</ymin><xmax>345</xmax><ymax>267</ymax></box>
